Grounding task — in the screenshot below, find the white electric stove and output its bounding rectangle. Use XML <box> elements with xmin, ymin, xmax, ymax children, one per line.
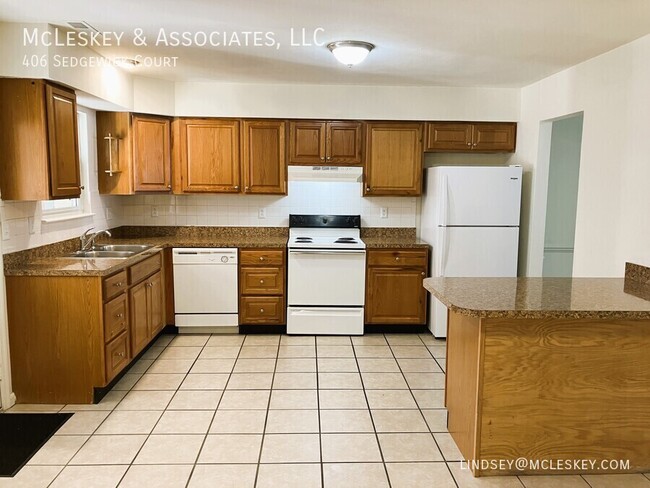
<box><xmin>287</xmin><ymin>215</ymin><xmax>366</xmax><ymax>335</ymax></box>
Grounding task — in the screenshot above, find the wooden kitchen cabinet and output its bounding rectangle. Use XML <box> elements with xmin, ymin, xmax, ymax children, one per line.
<box><xmin>242</xmin><ymin>120</ymin><xmax>287</xmax><ymax>194</ymax></box>
<box><xmin>424</xmin><ymin>122</ymin><xmax>516</xmax><ymax>152</ymax></box>
<box><xmin>96</xmin><ymin>112</ymin><xmax>171</xmax><ymax>194</ymax></box>
<box><xmin>364</xmin><ymin>122</ymin><xmax>423</xmax><ymax>196</ymax></box>
<box><xmin>174</xmin><ymin>118</ymin><xmax>241</xmax><ymax>193</ymax></box>
<box><xmin>365</xmin><ymin>249</ymin><xmax>429</xmax><ymax>325</ymax></box>
<box><xmin>5</xmin><ymin>251</ymin><xmax>167</xmax><ymax>404</ymax></box>
<box><xmin>0</xmin><ymin>78</ymin><xmax>81</xmax><ymax>201</ymax></box>
<box><xmin>239</xmin><ymin>248</ymin><xmax>286</xmax><ymax>326</ymax></box>
<box><xmin>289</xmin><ymin>120</ymin><xmax>363</xmax><ymax>165</ymax></box>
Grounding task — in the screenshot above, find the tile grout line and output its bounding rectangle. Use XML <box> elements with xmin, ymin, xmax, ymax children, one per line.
<box><xmin>184</xmin><ymin>333</ymin><xmax>243</xmax><ymax>488</ymax></box>
<box><xmin>315</xmin><ymin>335</ymin><xmax>324</xmax><ymax>488</ymax></box>
<box><xmin>386</xmin><ymin>335</ymin><xmax>460</xmax><ymax>488</ymax></box>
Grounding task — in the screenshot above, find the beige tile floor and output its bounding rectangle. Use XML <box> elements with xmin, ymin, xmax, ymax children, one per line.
<box><xmin>3</xmin><ymin>333</ymin><xmax>650</xmax><ymax>488</ymax></box>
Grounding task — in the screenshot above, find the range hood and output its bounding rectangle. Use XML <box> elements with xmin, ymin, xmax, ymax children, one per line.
<box><xmin>288</xmin><ymin>165</ymin><xmax>363</xmax><ymax>182</ymax></box>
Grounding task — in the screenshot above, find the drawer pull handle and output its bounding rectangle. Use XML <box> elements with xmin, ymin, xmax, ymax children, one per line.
<box><xmin>113</xmin><ymin>282</ymin><xmax>123</xmax><ymax>287</ymax></box>
<box><xmin>260</xmin><ymin>308</ymin><xmax>265</xmax><ymax>313</ymax></box>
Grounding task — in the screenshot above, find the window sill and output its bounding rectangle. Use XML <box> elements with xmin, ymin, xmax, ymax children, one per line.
<box><xmin>41</xmin><ymin>212</ymin><xmax>96</xmax><ymax>224</ymax></box>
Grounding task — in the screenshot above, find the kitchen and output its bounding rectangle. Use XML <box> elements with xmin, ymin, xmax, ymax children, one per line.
<box><xmin>0</xmin><ymin>2</ymin><xmax>650</xmax><ymax>487</ymax></box>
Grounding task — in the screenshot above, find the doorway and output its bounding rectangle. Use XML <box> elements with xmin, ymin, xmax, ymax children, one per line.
<box><xmin>542</xmin><ymin>113</ymin><xmax>584</xmax><ymax>277</ymax></box>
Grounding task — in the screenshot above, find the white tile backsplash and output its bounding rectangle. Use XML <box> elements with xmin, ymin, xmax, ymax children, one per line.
<box><xmin>119</xmin><ymin>181</ymin><xmax>417</xmax><ymax>229</ymax></box>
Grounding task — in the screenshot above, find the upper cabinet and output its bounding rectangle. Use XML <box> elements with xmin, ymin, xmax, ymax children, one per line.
<box><xmin>0</xmin><ymin>79</ymin><xmax>81</xmax><ymax>201</ymax></box>
<box><xmin>425</xmin><ymin>122</ymin><xmax>516</xmax><ymax>153</ymax></box>
<box><xmin>174</xmin><ymin>118</ymin><xmax>241</xmax><ymax>193</ymax></box>
<box><xmin>97</xmin><ymin>112</ymin><xmax>172</xmax><ymax>195</ymax></box>
<box><xmin>241</xmin><ymin>120</ymin><xmax>287</xmax><ymax>195</ymax></box>
<box><xmin>289</xmin><ymin>120</ymin><xmax>363</xmax><ymax>165</ymax></box>
<box><xmin>364</xmin><ymin>122</ymin><xmax>423</xmax><ymax>196</ymax></box>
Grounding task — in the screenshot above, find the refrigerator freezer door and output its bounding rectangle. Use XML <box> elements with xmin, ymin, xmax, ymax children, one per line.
<box><xmin>433</xmin><ymin>226</ymin><xmax>519</xmax><ymax>277</ymax></box>
<box><xmin>440</xmin><ymin>166</ymin><xmax>522</xmax><ymax>226</ymax></box>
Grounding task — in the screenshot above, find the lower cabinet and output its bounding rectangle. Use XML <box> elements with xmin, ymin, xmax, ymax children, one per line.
<box><xmin>365</xmin><ymin>249</ymin><xmax>429</xmax><ymax>325</ymax></box>
<box><xmin>5</xmin><ymin>250</ymin><xmax>167</xmax><ymax>404</ymax></box>
<box><xmin>239</xmin><ymin>248</ymin><xmax>286</xmax><ymax>325</ymax></box>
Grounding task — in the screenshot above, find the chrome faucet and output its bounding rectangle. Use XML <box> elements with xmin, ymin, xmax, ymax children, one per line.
<box><xmin>80</xmin><ymin>227</ymin><xmax>112</xmax><ymax>251</ymax></box>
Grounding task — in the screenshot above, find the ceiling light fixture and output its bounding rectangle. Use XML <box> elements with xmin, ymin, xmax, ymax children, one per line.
<box><xmin>327</xmin><ymin>40</ymin><xmax>375</xmax><ymax>67</ymax></box>
<box><xmin>114</xmin><ymin>57</ymin><xmax>140</xmax><ymax>68</ymax></box>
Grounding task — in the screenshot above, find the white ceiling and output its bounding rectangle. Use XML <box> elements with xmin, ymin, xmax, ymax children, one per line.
<box><xmin>2</xmin><ymin>0</ymin><xmax>650</xmax><ymax>87</ymax></box>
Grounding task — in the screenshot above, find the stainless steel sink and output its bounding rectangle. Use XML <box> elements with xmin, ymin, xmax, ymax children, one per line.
<box><xmin>65</xmin><ymin>244</ymin><xmax>153</xmax><ymax>259</ymax></box>
<box><xmin>93</xmin><ymin>244</ymin><xmax>153</xmax><ymax>253</ymax></box>
<box><xmin>67</xmin><ymin>250</ymin><xmax>137</xmax><ymax>258</ymax></box>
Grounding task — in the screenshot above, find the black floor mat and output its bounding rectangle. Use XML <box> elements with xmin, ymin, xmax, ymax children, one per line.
<box><xmin>0</xmin><ymin>412</ymin><xmax>73</xmax><ymax>477</ymax></box>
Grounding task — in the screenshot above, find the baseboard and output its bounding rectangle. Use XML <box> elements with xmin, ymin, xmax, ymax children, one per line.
<box><xmin>240</xmin><ymin>324</ymin><xmax>287</xmax><ymax>334</ymax></box>
<box><xmin>364</xmin><ymin>324</ymin><xmax>429</xmax><ymax>334</ymax></box>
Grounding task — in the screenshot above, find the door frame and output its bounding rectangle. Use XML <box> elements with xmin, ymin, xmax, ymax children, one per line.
<box><xmin>0</xmin><ymin>238</ymin><xmax>15</xmax><ymax>410</ymax></box>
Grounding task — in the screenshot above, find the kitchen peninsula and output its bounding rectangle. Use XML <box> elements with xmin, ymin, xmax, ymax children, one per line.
<box><xmin>423</xmin><ymin>264</ymin><xmax>650</xmax><ymax>477</ymax></box>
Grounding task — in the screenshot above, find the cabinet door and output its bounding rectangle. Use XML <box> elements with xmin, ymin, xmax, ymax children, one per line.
<box><xmin>147</xmin><ymin>271</ymin><xmax>165</xmax><ymax>337</ymax></box>
<box><xmin>471</xmin><ymin>123</ymin><xmax>516</xmax><ymax>152</ymax></box>
<box><xmin>129</xmin><ymin>280</ymin><xmax>150</xmax><ymax>356</ymax></box>
<box><xmin>327</xmin><ymin>121</ymin><xmax>363</xmax><ymax>165</ymax></box>
<box><xmin>364</xmin><ymin>123</ymin><xmax>423</xmax><ymax>196</ymax></box>
<box><xmin>289</xmin><ymin>121</ymin><xmax>326</xmax><ymax>165</ymax></box>
<box><xmin>424</xmin><ymin>122</ymin><xmax>472</xmax><ymax>152</ymax></box>
<box><xmin>242</xmin><ymin>120</ymin><xmax>287</xmax><ymax>194</ymax></box>
<box><xmin>45</xmin><ymin>84</ymin><xmax>81</xmax><ymax>198</ymax></box>
<box><xmin>365</xmin><ymin>267</ymin><xmax>427</xmax><ymax>324</ymax></box>
<box><xmin>133</xmin><ymin>115</ymin><xmax>171</xmax><ymax>192</ymax></box>
<box><xmin>178</xmin><ymin>119</ymin><xmax>241</xmax><ymax>192</ymax></box>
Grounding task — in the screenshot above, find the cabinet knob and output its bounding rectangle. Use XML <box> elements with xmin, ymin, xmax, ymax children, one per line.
<box><xmin>113</xmin><ymin>282</ymin><xmax>123</xmax><ymax>287</ymax></box>
<box><xmin>167</xmin><ymin>185</ymin><xmax>171</xmax><ymax>189</ymax></box>
<box><xmin>115</xmin><ymin>313</ymin><xmax>124</xmax><ymax>318</ymax></box>
<box><xmin>467</xmin><ymin>142</ymin><xmax>472</xmax><ymax>146</ymax></box>
<box><xmin>234</xmin><ymin>186</ymin><xmax>239</xmax><ymax>190</ymax></box>
<box><xmin>472</xmin><ymin>143</ymin><xmax>477</xmax><ymax>147</ymax></box>
<box><xmin>245</xmin><ymin>186</ymin><xmax>249</xmax><ymax>192</ymax></box>
<box><xmin>79</xmin><ymin>185</ymin><xmax>85</xmax><ymax>190</ymax></box>
<box><xmin>116</xmin><ymin>351</ymin><xmax>124</xmax><ymax>357</ymax></box>
<box><xmin>260</xmin><ymin>279</ymin><xmax>264</xmax><ymax>284</ymax></box>
<box><xmin>326</xmin><ymin>156</ymin><xmax>331</xmax><ymax>161</ymax></box>
<box><xmin>320</xmin><ymin>156</ymin><xmax>325</xmax><ymax>161</ymax></box>
<box><xmin>421</xmin><ymin>271</ymin><xmax>426</xmax><ymax>276</ymax></box>
<box><xmin>395</xmin><ymin>256</ymin><xmax>400</xmax><ymax>261</ymax></box>
<box><xmin>260</xmin><ymin>308</ymin><xmax>265</xmax><ymax>313</ymax></box>
<box><xmin>366</xmin><ymin>187</ymin><xmax>371</xmax><ymax>192</ymax></box>
<box><xmin>259</xmin><ymin>256</ymin><xmax>265</xmax><ymax>261</ymax></box>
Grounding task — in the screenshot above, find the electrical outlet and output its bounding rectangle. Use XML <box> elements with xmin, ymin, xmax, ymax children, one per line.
<box><xmin>151</xmin><ymin>206</ymin><xmax>159</xmax><ymax>217</ymax></box>
<box><xmin>258</xmin><ymin>208</ymin><xmax>267</xmax><ymax>219</ymax></box>
<box><xmin>380</xmin><ymin>208</ymin><xmax>388</xmax><ymax>219</ymax></box>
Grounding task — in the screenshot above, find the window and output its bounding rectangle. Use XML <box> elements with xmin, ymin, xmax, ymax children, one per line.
<box><xmin>41</xmin><ymin>110</ymin><xmax>92</xmax><ymax>221</ymax></box>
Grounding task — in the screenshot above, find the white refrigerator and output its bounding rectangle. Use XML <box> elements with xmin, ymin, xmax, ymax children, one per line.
<box><xmin>421</xmin><ymin>166</ymin><xmax>523</xmax><ymax>338</ymax></box>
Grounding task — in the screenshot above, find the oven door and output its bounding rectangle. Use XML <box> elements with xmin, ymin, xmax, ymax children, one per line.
<box><xmin>288</xmin><ymin>249</ymin><xmax>366</xmax><ymax>306</ymax></box>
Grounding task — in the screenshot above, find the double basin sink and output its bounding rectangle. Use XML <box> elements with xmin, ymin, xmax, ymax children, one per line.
<box><xmin>67</xmin><ymin>244</ymin><xmax>153</xmax><ymax>259</ymax></box>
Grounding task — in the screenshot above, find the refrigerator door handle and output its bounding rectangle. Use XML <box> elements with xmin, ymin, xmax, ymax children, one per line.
<box><xmin>437</xmin><ymin>226</ymin><xmax>447</xmax><ymax>277</ymax></box>
<box><xmin>439</xmin><ymin>175</ymin><xmax>449</xmax><ymax>227</ymax></box>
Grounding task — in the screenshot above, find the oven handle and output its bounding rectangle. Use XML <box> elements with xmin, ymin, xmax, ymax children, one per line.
<box><xmin>289</xmin><ymin>250</ymin><xmax>367</xmax><ymax>255</ymax></box>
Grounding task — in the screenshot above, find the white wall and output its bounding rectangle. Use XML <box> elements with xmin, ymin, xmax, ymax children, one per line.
<box><xmin>120</xmin><ymin>181</ymin><xmax>416</xmax><ymax>228</ymax></box>
<box><xmin>0</xmin><ymin>106</ymin><xmax>122</xmax><ymax>254</ymax></box>
<box><xmin>517</xmin><ymin>34</ymin><xmax>650</xmax><ymax>277</ymax></box>
<box><xmin>175</xmin><ymin>81</ymin><xmax>520</xmax><ymax>120</ymax></box>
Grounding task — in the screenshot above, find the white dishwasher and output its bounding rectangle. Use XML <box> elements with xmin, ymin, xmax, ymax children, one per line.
<box><xmin>173</xmin><ymin>248</ymin><xmax>238</xmax><ymax>331</ymax></box>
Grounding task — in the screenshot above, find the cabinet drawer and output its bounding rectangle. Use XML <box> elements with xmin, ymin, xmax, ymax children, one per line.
<box><xmin>105</xmin><ymin>331</ymin><xmax>129</xmax><ymax>381</ymax></box>
<box><xmin>129</xmin><ymin>253</ymin><xmax>162</xmax><ymax>285</ymax></box>
<box><xmin>103</xmin><ymin>270</ymin><xmax>128</xmax><ymax>301</ymax></box>
<box><xmin>240</xmin><ymin>267</ymin><xmax>284</xmax><ymax>295</ymax></box>
<box><xmin>240</xmin><ymin>249</ymin><xmax>284</xmax><ymax>266</ymax></box>
<box><xmin>240</xmin><ymin>296</ymin><xmax>284</xmax><ymax>325</ymax></box>
<box><xmin>104</xmin><ymin>293</ymin><xmax>128</xmax><ymax>343</ymax></box>
<box><xmin>367</xmin><ymin>250</ymin><xmax>428</xmax><ymax>267</ymax></box>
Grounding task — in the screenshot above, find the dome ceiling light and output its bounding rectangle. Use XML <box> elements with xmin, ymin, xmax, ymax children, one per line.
<box><xmin>327</xmin><ymin>41</ymin><xmax>375</xmax><ymax>67</ymax></box>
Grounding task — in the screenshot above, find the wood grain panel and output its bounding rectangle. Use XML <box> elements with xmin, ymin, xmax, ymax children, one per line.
<box><xmin>46</xmin><ymin>84</ymin><xmax>81</xmax><ymax>198</ymax></box>
<box><xmin>478</xmin><ymin>317</ymin><xmax>650</xmax><ymax>475</ymax></box>
<box><xmin>327</xmin><ymin>121</ymin><xmax>363</xmax><ymax>165</ymax></box>
<box><xmin>132</xmin><ymin>115</ymin><xmax>171</xmax><ymax>191</ymax></box>
<box><xmin>6</xmin><ymin>276</ymin><xmax>104</xmax><ymax>404</ymax></box>
<box><xmin>367</xmin><ymin>249</ymin><xmax>428</xmax><ymax>267</ymax></box>
<box><xmin>239</xmin><ymin>249</ymin><xmax>285</xmax><ymax>266</ymax></box>
<box><xmin>365</xmin><ymin>267</ymin><xmax>428</xmax><ymax>324</ymax></box>
<box><xmin>240</xmin><ymin>267</ymin><xmax>284</xmax><ymax>295</ymax></box>
<box><xmin>446</xmin><ymin>312</ymin><xmax>481</xmax><ymax>469</ymax></box>
<box><xmin>129</xmin><ymin>253</ymin><xmax>162</xmax><ymax>286</ymax></box>
<box><xmin>240</xmin><ymin>296</ymin><xmax>284</xmax><ymax>325</ymax></box>
<box><xmin>472</xmin><ymin>123</ymin><xmax>516</xmax><ymax>152</ymax></box>
<box><xmin>96</xmin><ymin>112</ymin><xmax>134</xmax><ymax>195</ymax></box>
<box><xmin>103</xmin><ymin>292</ymin><xmax>128</xmax><ymax>343</ymax></box>
<box><xmin>364</xmin><ymin>122</ymin><xmax>423</xmax><ymax>196</ymax></box>
<box><xmin>242</xmin><ymin>120</ymin><xmax>287</xmax><ymax>194</ymax></box>
<box><xmin>289</xmin><ymin>121</ymin><xmax>326</xmax><ymax>165</ymax></box>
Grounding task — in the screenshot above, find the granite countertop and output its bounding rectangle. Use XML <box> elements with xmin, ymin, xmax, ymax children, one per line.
<box><xmin>362</xmin><ymin>237</ymin><xmax>430</xmax><ymax>249</ymax></box>
<box><xmin>423</xmin><ymin>277</ymin><xmax>650</xmax><ymax>320</ymax></box>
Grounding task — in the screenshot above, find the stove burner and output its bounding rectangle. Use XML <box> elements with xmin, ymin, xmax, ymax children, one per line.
<box><xmin>335</xmin><ymin>238</ymin><xmax>358</xmax><ymax>243</ymax></box>
<box><xmin>295</xmin><ymin>237</ymin><xmax>313</xmax><ymax>242</ymax></box>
